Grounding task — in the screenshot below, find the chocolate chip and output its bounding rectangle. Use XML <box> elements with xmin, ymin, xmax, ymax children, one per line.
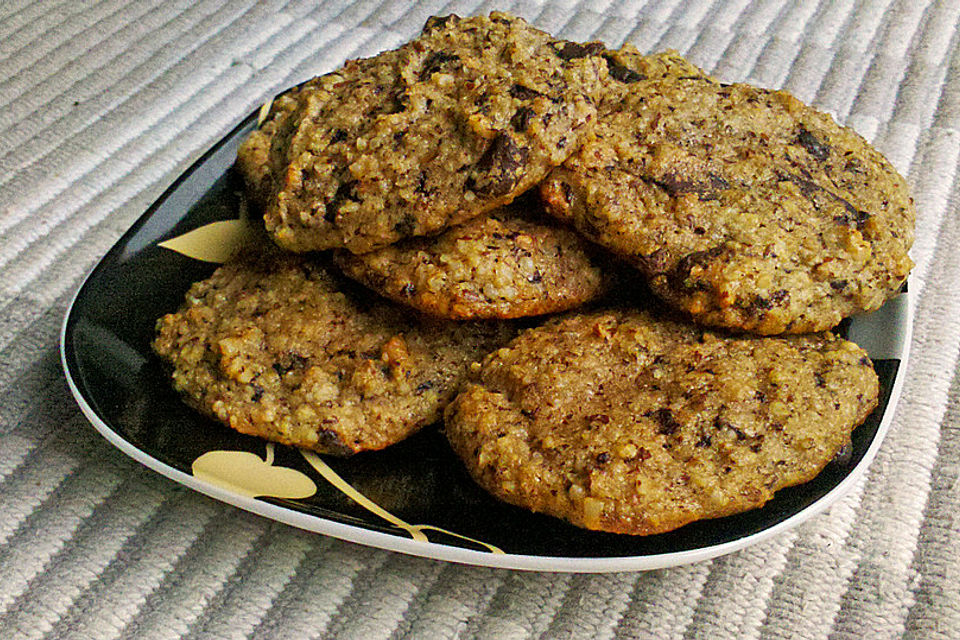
<box><xmin>830</xmin><ymin>279</ymin><xmax>848</xmax><ymax>291</ymax></box>
<box><xmin>648</xmin><ymin>408</ymin><xmax>681</xmax><ymax>435</ymax></box>
<box><xmin>380</xmin><ymin>88</ymin><xmax>409</xmax><ymax>114</ymax></box>
<box><xmin>317</xmin><ymin>427</ymin><xmax>353</xmax><ymax>457</ymax></box>
<box><xmin>648</xmin><ymin>172</ymin><xmax>729</xmax><ymax>200</ymax></box>
<box><xmin>784</xmin><ymin>172</ymin><xmax>869</xmax><ymax>228</ymax></box>
<box><xmin>330</xmin><ymin>128</ymin><xmax>348</xmax><ymax>143</ymax></box>
<box><xmin>325</xmin><ymin>180</ymin><xmax>359</xmax><ymax>222</ymax></box>
<box><xmin>273</xmin><ymin>352</ymin><xmax>310</xmax><ymax>376</ymax></box>
<box><xmin>415</xmin><ymin>171</ymin><xmax>429</xmax><ymax>195</ymax></box>
<box><xmin>415</xmin><ymin>380</ymin><xmax>434</xmax><ymax>394</ymax></box>
<box><xmin>511</xmin><ymin>106</ymin><xmax>535</xmax><ymax>132</ymax></box>
<box><xmin>394</xmin><ymin>214</ymin><xmax>417</xmax><ymax>236</ymax></box>
<box><xmin>509</xmin><ymin>84</ymin><xmax>543</xmax><ymax>100</ymax></box>
<box><xmin>753</xmin><ymin>289</ymin><xmax>790</xmax><ymax>310</ymax></box>
<box><xmin>844</xmin><ymin>157</ymin><xmax>863</xmax><ymax>173</ymax></box>
<box><xmin>786</xmin><ymin>173</ymin><xmax>820</xmax><ymax>200</ymax></box>
<box><xmin>596</xmin><ymin>452</ymin><xmax>611</xmax><ymax>464</ymax></box>
<box><xmin>814</xmin><ymin>372</ymin><xmax>826</xmax><ymax>387</ymax></box>
<box><xmin>250</xmin><ymin>384</ymin><xmax>265</xmax><ymax>402</ymax></box>
<box><xmin>797</xmin><ymin>126</ymin><xmax>831</xmax><ymax>162</ymax></box>
<box><xmin>467</xmin><ymin>133</ymin><xmax>529</xmax><ymax>196</ymax></box>
<box><xmin>419</xmin><ymin>51</ymin><xmax>460</xmax><ymax>80</ymax></box>
<box><xmin>422</xmin><ymin>14</ymin><xmax>459</xmax><ymax>32</ymax></box>
<box><xmin>695</xmin><ymin>435</ymin><xmax>712</xmax><ymax>448</ymax></box>
<box><xmin>602</xmin><ymin>54</ymin><xmax>645</xmax><ymax>83</ymax></box>
<box><xmin>636</xmin><ymin>248</ymin><xmax>671</xmax><ymax>275</ymax></box>
<box><xmin>833</xmin><ymin>208</ymin><xmax>871</xmax><ymax>230</ymax></box>
<box><xmin>554</xmin><ymin>41</ymin><xmax>604</xmax><ymax>60</ymax></box>
<box><xmin>670</xmin><ymin>246</ymin><xmax>725</xmax><ymax>289</ymax></box>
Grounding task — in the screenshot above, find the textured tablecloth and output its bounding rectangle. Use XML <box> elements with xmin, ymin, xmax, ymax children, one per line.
<box><xmin>1</xmin><ymin>0</ymin><xmax>958</xmax><ymax>638</ymax></box>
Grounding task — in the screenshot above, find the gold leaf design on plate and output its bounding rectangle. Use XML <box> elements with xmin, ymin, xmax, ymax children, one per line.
<box><xmin>257</xmin><ymin>97</ymin><xmax>274</xmax><ymax>126</ymax></box>
<box><xmin>158</xmin><ymin>218</ymin><xmax>256</xmax><ymax>263</ymax></box>
<box><xmin>300</xmin><ymin>450</ymin><xmax>504</xmax><ymax>553</ymax></box>
<box><xmin>193</xmin><ymin>443</ymin><xmax>317</xmax><ymax>499</ymax></box>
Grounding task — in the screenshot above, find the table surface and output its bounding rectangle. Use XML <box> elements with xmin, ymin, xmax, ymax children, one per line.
<box><xmin>1</xmin><ymin>1</ymin><xmax>958</xmax><ymax>638</ymax></box>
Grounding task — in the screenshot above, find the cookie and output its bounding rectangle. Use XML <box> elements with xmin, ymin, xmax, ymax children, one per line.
<box><xmin>333</xmin><ymin>201</ymin><xmax>612</xmax><ymax>319</ymax></box>
<box><xmin>237</xmin><ymin>12</ymin><xmax>607</xmax><ymax>254</ymax></box>
<box><xmin>444</xmin><ymin>309</ymin><xmax>879</xmax><ymax>535</ymax></box>
<box><xmin>153</xmin><ymin>250</ymin><xmax>514</xmax><ymax>456</ymax></box>
<box><xmin>541</xmin><ymin>46</ymin><xmax>914</xmax><ymax>334</ymax></box>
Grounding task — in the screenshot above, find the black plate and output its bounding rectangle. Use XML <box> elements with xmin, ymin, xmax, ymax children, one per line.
<box><xmin>61</xmin><ymin>108</ymin><xmax>912</xmax><ymax>572</ymax></box>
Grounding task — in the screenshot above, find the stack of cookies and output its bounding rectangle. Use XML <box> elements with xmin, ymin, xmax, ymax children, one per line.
<box><xmin>154</xmin><ymin>13</ymin><xmax>914</xmax><ymax>535</ymax></box>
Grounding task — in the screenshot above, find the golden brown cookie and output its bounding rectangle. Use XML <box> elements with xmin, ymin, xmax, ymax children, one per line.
<box><xmin>153</xmin><ymin>250</ymin><xmax>514</xmax><ymax>456</ymax></box>
<box><xmin>237</xmin><ymin>12</ymin><xmax>607</xmax><ymax>254</ymax></box>
<box><xmin>444</xmin><ymin>309</ymin><xmax>879</xmax><ymax>535</ymax></box>
<box><xmin>333</xmin><ymin>202</ymin><xmax>612</xmax><ymax>319</ymax></box>
<box><xmin>541</xmin><ymin>46</ymin><xmax>914</xmax><ymax>334</ymax></box>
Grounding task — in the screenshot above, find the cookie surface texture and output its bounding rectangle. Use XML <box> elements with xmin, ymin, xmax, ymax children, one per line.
<box><xmin>334</xmin><ymin>202</ymin><xmax>612</xmax><ymax>319</ymax></box>
<box><xmin>237</xmin><ymin>12</ymin><xmax>606</xmax><ymax>254</ymax></box>
<box><xmin>541</xmin><ymin>46</ymin><xmax>914</xmax><ymax>334</ymax></box>
<box><xmin>444</xmin><ymin>309</ymin><xmax>879</xmax><ymax>535</ymax></box>
<box><xmin>153</xmin><ymin>251</ymin><xmax>514</xmax><ymax>456</ymax></box>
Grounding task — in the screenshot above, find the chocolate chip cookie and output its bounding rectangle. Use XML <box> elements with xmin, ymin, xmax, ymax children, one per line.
<box><xmin>333</xmin><ymin>201</ymin><xmax>612</xmax><ymax>319</ymax></box>
<box><xmin>153</xmin><ymin>250</ymin><xmax>514</xmax><ymax>456</ymax></box>
<box><xmin>541</xmin><ymin>46</ymin><xmax>914</xmax><ymax>334</ymax></box>
<box><xmin>237</xmin><ymin>12</ymin><xmax>607</xmax><ymax>254</ymax></box>
<box><xmin>445</xmin><ymin>309</ymin><xmax>879</xmax><ymax>535</ymax></box>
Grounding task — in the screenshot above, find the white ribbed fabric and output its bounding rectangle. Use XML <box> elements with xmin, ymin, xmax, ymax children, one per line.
<box><xmin>1</xmin><ymin>1</ymin><xmax>958</xmax><ymax>638</ymax></box>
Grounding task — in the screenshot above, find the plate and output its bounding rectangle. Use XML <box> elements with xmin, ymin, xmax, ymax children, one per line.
<box><xmin>60</xmin><ymin>108</ymin><xmax>913</xmax><ymax>572</ymax></box>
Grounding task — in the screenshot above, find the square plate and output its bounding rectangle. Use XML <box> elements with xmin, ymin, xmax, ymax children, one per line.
<box><xmin>60</xmin><ymin>109</ymin><xmax>913</xmax><ymax>572</ymax></box>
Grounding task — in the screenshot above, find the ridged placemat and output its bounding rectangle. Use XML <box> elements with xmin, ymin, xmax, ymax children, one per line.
<box><xmin>1</xmin><ymin>1</ymin><xmax>958</xmax><ymax>638</ymax></box>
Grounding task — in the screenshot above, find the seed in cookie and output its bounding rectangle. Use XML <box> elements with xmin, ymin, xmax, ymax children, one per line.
<box><xmin>333</xmin><ymin>202</ymin><xmax>613</xmax><ymax>319</ymax></box>
<box><xmin>237</xmin><ymin>12</ymin><xmax>608</xmax><ymax>254</ymax></box>
<box><xmin>444</xmin><ymin>309</ymin><xmax>879</xmax><ymax>535</ymax></box>
<box><xmin>541</xmin><ymin>46</ymin><xmax>914</xmax><ymax>334</ymax></box>
<box><xmin>153</xmin><ymin>250</ymin><xmax>515</xmax><ymax>456</ymax></box>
